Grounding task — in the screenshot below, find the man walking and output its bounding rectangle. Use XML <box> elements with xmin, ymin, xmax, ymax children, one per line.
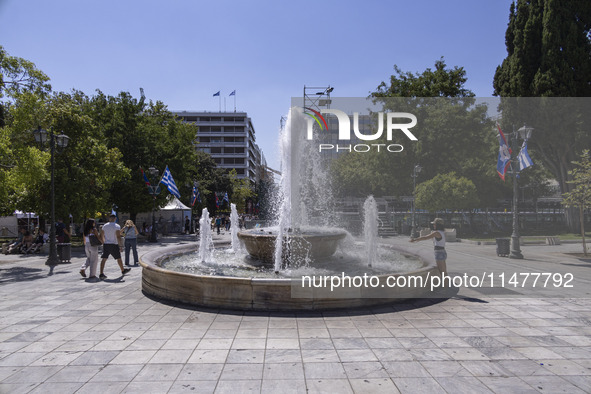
<box><xmin>99</xmin><ymin>214</ymin><xmax>131</xmax><ymax>280</ymax></box>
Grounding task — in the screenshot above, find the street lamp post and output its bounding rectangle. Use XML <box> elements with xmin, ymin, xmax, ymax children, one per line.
<box><xmin>410</xmin><ymin>164</ymin><xmax>422</xmax><ymax>238</ymax></box>
<box><xmin>33</xmin><ymin>127</ymin><xmax>69</xmax><ymax>266</ymax></box>
<box><xmin>147</xmin><ymin>167</ymin><xmax>161</xmax><ymax>243</ymax></box>
<box><xmin>509</xmin><ymin>124</ymin><xmax>534</xmax><ymax>259</ymax></box>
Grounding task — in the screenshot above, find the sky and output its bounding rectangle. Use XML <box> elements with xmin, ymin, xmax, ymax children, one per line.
<box><xmin>0</xmin><ymin>0</ymin><xmax>514</xmax><ymax>170</ymax></box>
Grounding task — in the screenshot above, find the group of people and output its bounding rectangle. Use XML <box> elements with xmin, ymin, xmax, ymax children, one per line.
<box><xmin>4</xmin><ymin>227</ymin><xmax>50</xmax><ymax>255</ymax></box>
<box><xmin>79</xmin><ymin>215</ymin><xmax>139</xmax><ymax>281</ymax></box>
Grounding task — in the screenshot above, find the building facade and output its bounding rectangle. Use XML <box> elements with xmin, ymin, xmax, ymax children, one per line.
<box><xmin>173</xmin><ymin>111</ymin><xmax>267</xmax><ymax>183</ymax></box>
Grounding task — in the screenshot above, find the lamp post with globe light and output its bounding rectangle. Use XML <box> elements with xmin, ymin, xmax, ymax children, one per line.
<box><xmin>509</xmin><ymin>124</ymin><xmax>534</xmax><ymax>259</ymax></box>
<box><xmin>33</xmin><ymin>127</ymin><xmax>69</xmax><ymax>266</ymax></box>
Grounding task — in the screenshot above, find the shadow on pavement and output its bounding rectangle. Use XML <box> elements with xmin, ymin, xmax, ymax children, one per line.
<box><xmin>0</xmin><ymin>266</ymin><xmax>48</xmax><ymax>283</ymax></box>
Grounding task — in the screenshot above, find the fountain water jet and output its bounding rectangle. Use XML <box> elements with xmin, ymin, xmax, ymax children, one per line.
<box><xmin>141</xmin><ymin>103</ymin><xmax>439</xmax><ymax>310</ymax></box>
<box><xmin>198</xmin><ymin>208</ymin><xmax>214</xmax><ymax>263</ymax></box>
<box><xmin>363</xmin><ymin>195</ymin><xmax>379</xmax><ymax>267</ymax></box>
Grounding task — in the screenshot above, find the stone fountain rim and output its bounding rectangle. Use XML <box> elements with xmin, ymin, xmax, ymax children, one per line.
<box><xmin>139</xmin><ymin>240</ymin><xmax>440</xmax><ymax>310</ymax></box>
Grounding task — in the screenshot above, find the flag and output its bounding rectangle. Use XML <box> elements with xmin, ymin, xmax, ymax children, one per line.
<box><xmin>213</xmin><ymin>91</ymin><xmax>220</xmax><ymax>97</ymax></box>
<box><xmin>160</xmin><ymin>165</ymin><xmax>181</xmax><ymax>199</ymax></box>
<box><xmin>496</xmin><ymin>123</ymin><xmax>512</xmax><ymax>181</ymax></box>
<box><xmin>517</xmin><ymin>141</ymin><xmax>534</xmax><ymax>171</ymax></box>
<box><xmin>223</xmin><ymin>192</ymin><xmax>230</xmax><ymax>205</ymax></box>
<box><xmin>229</xmin><ymin>90</ymin><xmax>236</xmax><ymax>96</ymax></box>
<box><xmin>191</xmin><ymin>186</ymin><xmax>201</xmax><ymax>206</ymax></box>
<box><xmin>191</xmin><ymin>186</ymin><xmax>197</xmax><ymax>206</ymax></box>
<box><xmin>215</xmin><ymin>194</ymin><xmax>220</xmax><ymax>208</ymax></box>
<box><xmin>140</xmin><ymin>168</ymin><xmax>151</xmax><ymax>186</ymax></box>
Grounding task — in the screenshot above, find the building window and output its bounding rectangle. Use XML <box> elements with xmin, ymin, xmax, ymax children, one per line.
<box><xmin>199</xmin><ymin>137</ymin><xmax>210</xmax><ymax>143</ymax></box>
<box><xmin>211</xmin><ymin>147</ymin><xmax>222</xmax><ymax>154</ymax></box>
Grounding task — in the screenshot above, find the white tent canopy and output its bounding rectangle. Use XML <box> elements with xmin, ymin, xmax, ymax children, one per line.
<box><xmin>161</xmin><ymin>197</ymin><xmax>191</xmax><ymax>211</ymax></box>
<box><xmin>130</xmin><ymin>196</ymin><xmax>192</xmax><ymax>234</ymax></box>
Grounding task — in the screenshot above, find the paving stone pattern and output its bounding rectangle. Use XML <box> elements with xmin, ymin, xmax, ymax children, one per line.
<box><xmin>0</xmin><ymin>235</ymin><xmax>590</xmax><ymax>393</ymax></box>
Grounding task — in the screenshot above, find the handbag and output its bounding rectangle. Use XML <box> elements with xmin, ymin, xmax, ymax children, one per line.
<box><xmin>89</xmin><ymin>234</ymin><xmax>102</xmax><ymax>247</ymax></box>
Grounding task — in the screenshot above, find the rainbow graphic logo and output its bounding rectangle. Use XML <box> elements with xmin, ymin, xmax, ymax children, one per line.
<box><xmin>303</xmin><ymin>107</ymin><xmax>328</xmax><ymax>130</ymax></box>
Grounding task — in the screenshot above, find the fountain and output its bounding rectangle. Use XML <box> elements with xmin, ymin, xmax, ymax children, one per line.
<box><xmin>140</xmin><ymin>105</ymin><xmax>438</xmax><ymax>310</ymax></box>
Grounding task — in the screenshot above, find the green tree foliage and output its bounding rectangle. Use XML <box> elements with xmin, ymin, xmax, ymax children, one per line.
<box><xmin>227</xmin><ymin>169</ymin><xmax>255</xmax><ymax>212</ymax></box>
<box><xmin>415</xmin><ymin>172</ymin><xmax>479</xmax><ymax>212</ymax></box>
<box><xmin>8</xmin><ymin>90</ymin><xmax>129</xmax><ymax>220</ymax></box>
<box><xmin>493</xmin><ymin>0</ymin><xmax>591</xmax><ymax>231</ymax></box>
<box><xmin>562</xmin><ymin>150</ymin><xmax>591</xmax><ymax>255</ymax></box>
<box><xmin>332</xmin><ymin>59</ymin><xmax>502</xmax><ymax>207</ymax></box>
<box><xmin>88</xmin><ymin>91</ymin><xmax>200</xmax><ymax>220</ymax></box>
<box><xmin>0</xmin><ymin>46</ymin><xmax>52</xmax><ymax>127</ymax></box>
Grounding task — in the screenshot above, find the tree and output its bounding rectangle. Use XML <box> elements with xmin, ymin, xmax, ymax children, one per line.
<box><xmin>228</xmin><ymin>169</ymin><xmax>255</xmax><ymax>212</ymax></box>
<box><xmin>493</xmin><ymin>0</ymin><xmax>591</xmax><ymax>231</ymax></box>
<box><xmin>332</xmin><ymin>59</ymin><xmax>501</xmax><ymax>207</ymax></box>
<box><xmin>15</xmin><ymin>90</ymin><xmax>129</xmax><ymax>221</ymax></box>
<box><xmin>88</xmin><ymin>91</ymin><xmax>200</xmax><ymax>221</ymax></box>
<box><xmin>0</xmin><ymin>45</ymin><xmax>52</xmax><ymax>127</ymax></box>
<box><xmin>562</xmin><ymin>150</ymin><xmax>591</xmax><ymax>256</ymax></box>
<box><xmin>415</xmin><ymin>172</ymin><xmax>479</xmax><ymax>213</ymax></box>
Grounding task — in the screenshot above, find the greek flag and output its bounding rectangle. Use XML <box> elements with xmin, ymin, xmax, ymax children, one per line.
<box><xmin>213</xmin><ymin>91</ymin><xmax>220</xmax><ymax>97</ymax></box>
<box><xmin>191</xmin><ymin>185</ymin><xmax>201</xmax><ymax>206</ymax></box>
<box><xmin>160</xmin><ymin>166</ymin><xmax>181</xmax><ymax>199</ymax></box>
<box><xmin>229</xmin><ymin>90</ymin><xmax>236</xmax><ymax>96</ymax></box>
<box><xmin>517</xmin><ymin>141</ymin><xmax>534</xmax><ymax>171</ymax></box>
<box><xmin>223</xmin><ymin>192</ymin><xmax>230</xmax><ymax>204</ymax></box>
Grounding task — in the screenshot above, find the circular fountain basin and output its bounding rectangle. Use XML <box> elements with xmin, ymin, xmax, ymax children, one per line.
<box><xmin>237</xmin><ymin>228</ymin><xmax>348</xmax><ymax>264</ymax></box>
<box><xmin>140</xmin><ymin>241</ymin><xmax>440</xmax><ymax>311</ymax></box>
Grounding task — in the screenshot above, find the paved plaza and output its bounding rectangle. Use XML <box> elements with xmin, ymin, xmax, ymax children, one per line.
<box><xmin>0</xmin><ymin>234</ymin><xmax>590</xmax><ymax>393</ymax></box>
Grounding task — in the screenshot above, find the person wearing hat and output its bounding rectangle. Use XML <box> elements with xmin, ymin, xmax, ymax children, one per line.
<box><xmin>409</xmin><ymin>218</ymin><xmax>447</xmax><ymax>276</ymax></box>
<box><xmin>98</xmin><ymin>214</ymin><xmax>131</xmax><ymax>280</ymax></box>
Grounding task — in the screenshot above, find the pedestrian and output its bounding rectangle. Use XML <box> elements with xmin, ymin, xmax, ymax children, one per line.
<box><xmin>6</xmin><ymin>228</ymin><xmax>26</xmax><ymax>254</ymax></box>
<box><xmin>99</xmin><ymin>214</ymin><xmax>131</xmax><ymax>280</ymax></box>
<box><xmin>409</xmin><ymin>218</ymin><xmax>447</xmax><ymax>276</ymax></box>
<box><xmin>80</xmin><ymin>219</ymin><xmax>102</xmax><ymax>281</ymax></box>
<box><xmin>55</xmin><ymin>218</ymin><xmax>70</xmax><ymax>243</ymax></box>
<box><xmin>122</xmin><ymin>219</ymin><xmax>139</xmax><ymax>266</ymax></box>
<box><xmin>225</xmin><ymin>218</ymin><xmax>231</xmax><ymax>232</ymax></box>
<box><xmin>215</xmin><ymin>216</ymin><xmax>221</xmax><ymax>234</ymax></box>
<box><xmin>184</xmin><ymin>217</ymin><xmax>190</xmax><ymax>234</ymax></box>
<box><xmin>20</xmin><ymin>230</ymin><xmax>33</xmax><ymax>254</ymax></box>
<box><xmin>28</xmin><ymin>228</ymin><xmax>48</xmax><ymax>254</ymax></box>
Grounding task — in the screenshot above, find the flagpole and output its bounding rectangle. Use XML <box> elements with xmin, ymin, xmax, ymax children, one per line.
<box><xmin>224</xmin><ymin>97</ymin><xmax>226</xmax><ymax>112</ymax></box>
<box><xmin>219</xmin><ymin>94</ymin><xmax>221</xmax><ymax>112</ymax></box>
<box><xmin>234</xmin><ymin>92</ymin><xmax>236</xmax><ymax>112</ymax></box>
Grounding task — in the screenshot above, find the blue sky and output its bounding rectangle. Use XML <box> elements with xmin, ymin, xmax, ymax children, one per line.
<box><xmin>0</xmin><ymin>0</ymin><xmax>513</xmax><ymax>169</ymax></box>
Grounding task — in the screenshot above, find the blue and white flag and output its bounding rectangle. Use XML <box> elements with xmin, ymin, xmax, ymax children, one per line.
<box><xmin>213</xmin><ymin>91</ymin><xmax>220</xmax><ymax>97</ymax></box>
<box><xmin>517</xmin><ymin>141</ymin><xmax>534</xmax><ymax>171</ymax></box>
<box><xmin>222</xmin><ymin>192</ymin><xmax>230</xmax><ymax>204</ymax></box>
<box><xmin>160</xmin><ymin>166</ymin><xmax>181</xmax><ymax>199</ymax></box>
<box><xmin>191</xmin><ymin>185</ymin><xmax>201</xmax><ymax>206</ymax></box>
<box><xmin>229</xmin><ymin>90</ymin><xmax>236</xmax><ymax>96</ymax></box>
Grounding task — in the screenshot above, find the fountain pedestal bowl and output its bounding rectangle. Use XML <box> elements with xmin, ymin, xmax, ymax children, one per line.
<box><xmin>237</xmin><ymin>228</ymin><xmax>347</xmax><ymax>264</ymax></box>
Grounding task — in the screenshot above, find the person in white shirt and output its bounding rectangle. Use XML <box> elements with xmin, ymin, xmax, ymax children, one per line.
<box><xmin>409</xmin><ymin>218</ymin><xmax>447</xmax><ymax>276</ymax></box>
<box><xmin>98</xmin><ymin>214</ymin><xmax>131</xmax><ymax>280</ymax></box>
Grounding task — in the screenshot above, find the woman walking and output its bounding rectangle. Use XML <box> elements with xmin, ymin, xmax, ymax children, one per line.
<box><xmin>122</xmin><ymin>220</ymin><xmax>140</xmax><ymax>266</ymax></box>
<box><xmin>80</xmin><ymin>219</ymin><xmax>102</xmax><ymax>280</ymax></box>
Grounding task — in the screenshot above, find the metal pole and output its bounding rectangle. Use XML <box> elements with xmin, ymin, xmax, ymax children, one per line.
<box><xmin>149</xmin><ymin>194</ymin><xmax>157</xmax><ymax>243</ymax></box>
<box><xmin>46</xmin><ymin>130</ymin><xmax>59</xmax><ymax>266</ymax></box>
<box><xmin>411</xmin><ymin>170</ymin><xmax>416</xmax><ymax>237</ymax></box>
<box><xmin>510</xmin><ymin>125</ymin><xmax>523</xmax><ymax>259</ymax></box>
